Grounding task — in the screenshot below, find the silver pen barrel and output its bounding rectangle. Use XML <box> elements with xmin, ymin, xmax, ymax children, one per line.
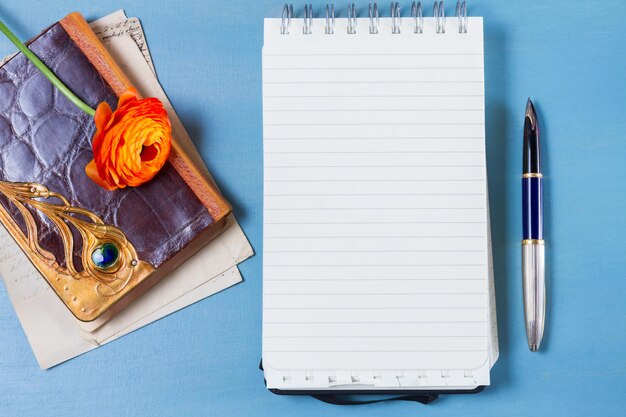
<box><xmin>522</xmin><ymin>240</ymin><xmax>545</xmax><ymax>351</ymax></box>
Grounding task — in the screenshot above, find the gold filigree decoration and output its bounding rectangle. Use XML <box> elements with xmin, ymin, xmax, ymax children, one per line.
<box><xmin>0</xmin><ymin>180</ymin><xmax>154</xmax><ymax>321</ymax></box>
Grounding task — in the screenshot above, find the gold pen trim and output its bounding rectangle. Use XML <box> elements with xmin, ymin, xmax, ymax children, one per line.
<box><xmin>522</xmin><ymin>239</ymin><xmax>545</xmax><ymax>245</ymax></box>
<box><xmin>522</xmin><ymin>173</ymin><xmax>543</xmax><ymax>179</ymax></box>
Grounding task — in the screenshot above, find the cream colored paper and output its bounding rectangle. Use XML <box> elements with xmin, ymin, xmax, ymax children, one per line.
<box><xmin>0</xmin><ymin>12</ymin><xmax>253</xmax><ymax>368</ymax></box>
<box><xmin>91</xmin><ymin>12</ymin><xmax>156</xmax><ymax>74</ymax></box>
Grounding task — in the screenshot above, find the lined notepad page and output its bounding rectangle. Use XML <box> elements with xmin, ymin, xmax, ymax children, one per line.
<box><xmin>263</xmin><ymin>17</ymin><xmax>491</xmax><ymax>389</ymax></box>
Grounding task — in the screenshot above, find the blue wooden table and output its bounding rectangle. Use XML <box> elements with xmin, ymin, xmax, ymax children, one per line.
<box><xmin>1</xmin><ymin>1</ymin><xmax>625</xmax><ymax>416</ymax></box>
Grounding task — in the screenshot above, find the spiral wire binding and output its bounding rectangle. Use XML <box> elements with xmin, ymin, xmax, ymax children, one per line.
<box><xmin>281</xmin><ymin>3</ymin><xmax>294</xmax><ymax>34</ymax></box>
<box><xmin>347</xmin><ymin>2</ymin><xmax>357</xmax><ymax>34</ymax></box>
<box><xmin>325</xmin><ymin>3</ymin><xmax>335</xmax><ymax>34</ymax></box>
<box><xmin>411</xmin><ymin>1</ymin><xmax>423</xmax><ymax>33</ymax></box>
<box><xmin>369</xmin><ymin>3</ymin><xmax>380</xmax><ymax>34</ymax></box>
<box><xmin>303</xmin><ymin>3</ymin><xmax>313</xmax><ymax>34</ymax></box>
<box><xmin>455</xmin><ymin>0</ymin><xmax>467</xmax><ymax>33</ymax></box>
<box><xmin>278</xmin><ymin>2</ymin><xmax>468</xmax><ymax>35</ymax></box>
<box><xmin>390</xmin><ymin>2</ymin><xmax>402</xmax><ymax>34</ymax></box>
<box><xmin>433</xmin><ymin>1</ymin><xmax>445</xmax><ymax>33</ymax></box>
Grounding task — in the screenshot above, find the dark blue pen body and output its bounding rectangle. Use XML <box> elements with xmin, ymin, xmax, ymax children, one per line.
<box><xmin>522</xmin><ymin>177</ymin><xmax>543</xmax><ymax>239</ymax></box>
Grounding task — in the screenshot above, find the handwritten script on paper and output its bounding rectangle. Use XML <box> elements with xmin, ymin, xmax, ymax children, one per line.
<box><xmin>0</xmin><ymin>225</ymin><xmax>51</xmax><ymax>302</ymax></box>
<box><xmin>90</xmin><ymin>18</ymin><xmax>156</xmax><ymax>74</ymax></box>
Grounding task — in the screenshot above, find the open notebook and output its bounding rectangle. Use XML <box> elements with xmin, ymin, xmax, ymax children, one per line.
<box><xmin>262</xmin><ymin>8</ymin><xmax>498</xmax><ymax>393</ymax></box>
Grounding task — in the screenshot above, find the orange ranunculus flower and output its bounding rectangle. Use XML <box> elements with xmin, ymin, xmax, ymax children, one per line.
<box><xmin>85</xmin><ymin>88</ymin><xmax>172</xmax><ymax>191</ymax></box>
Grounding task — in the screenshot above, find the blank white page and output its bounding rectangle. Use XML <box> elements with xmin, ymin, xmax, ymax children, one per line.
<box><xmin>263</xmin><ymin>16</ymin><xmax>490</xmax><ymax>390</ymax></box>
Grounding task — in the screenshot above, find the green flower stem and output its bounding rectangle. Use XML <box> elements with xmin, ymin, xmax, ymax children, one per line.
<box><xmin>0</xmin><ymin>21</ymin><xmax>95</xmax><ymax>117</ymax></box>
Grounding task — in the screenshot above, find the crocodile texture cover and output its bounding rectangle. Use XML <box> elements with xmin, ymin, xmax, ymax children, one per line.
<box><xmin>0</xmin><ymin>18</ymin><xmax>230</xmax><ymax>320</ymax></box>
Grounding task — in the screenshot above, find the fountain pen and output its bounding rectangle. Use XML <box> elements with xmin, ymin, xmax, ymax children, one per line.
<box><xmin>522</xmin><ymin>98</ymin><xmax>545</xmax><ymax>352</ymax></box>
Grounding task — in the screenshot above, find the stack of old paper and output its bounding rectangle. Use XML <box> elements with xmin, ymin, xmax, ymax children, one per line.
<box><xmin>0</xmin><ymin>10</ymin><xmax>253</xmax><ymax>369</ymax></box>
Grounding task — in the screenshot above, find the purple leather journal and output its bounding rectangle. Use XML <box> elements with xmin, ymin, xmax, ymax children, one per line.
<box><xmin>0</xmin><ymin>15</ymin><xmax>230</xmax><ymax>321</ymax></box>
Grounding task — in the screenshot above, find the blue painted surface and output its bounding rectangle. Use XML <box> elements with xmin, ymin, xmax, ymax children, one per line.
<box><xmin>0</xmin><ymin>1</ymin><xmax>625</xmax><ymax>416</ymax></box>
<box><xmin>522</xmin><ymin>177</ymin><xmax>543</xmax><ymax>239</ymax></box>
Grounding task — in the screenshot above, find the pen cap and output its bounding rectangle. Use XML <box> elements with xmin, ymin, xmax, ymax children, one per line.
<box><xmin>522</xmin><ymin>242</ymin><xmax>546</xmax><ymax>351</ymax></box>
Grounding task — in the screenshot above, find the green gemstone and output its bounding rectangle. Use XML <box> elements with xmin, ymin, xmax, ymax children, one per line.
<box><xmin>91</xmin><ymin>243</ymin><xmax>119</xmax><ymax>269</ymax></box>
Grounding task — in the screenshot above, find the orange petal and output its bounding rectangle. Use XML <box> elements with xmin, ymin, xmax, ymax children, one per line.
<box><xmin>118</xmin><ymin>87</ymin><xmax>139</xmax><ymax>108</ymax></box>
<box><xmin>93</xmin><ymin>102</ymin><xmax>112</xmax><ymax>131</ymax></box>
<box><xmin>85</xmin><ymin>159</ymin><xmax>118</xmax><ymax>191</ymax></box>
